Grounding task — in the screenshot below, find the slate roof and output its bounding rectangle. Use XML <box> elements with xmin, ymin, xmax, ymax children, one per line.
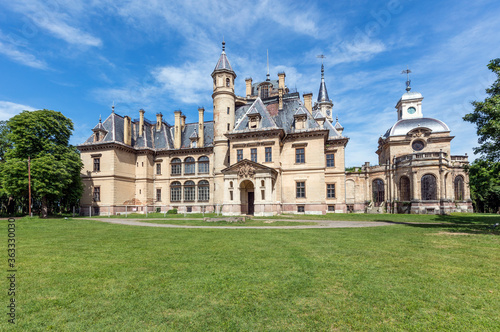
<box><xmin>382</xmin><ymin>117</ymin><xmax>450</xmax><ymax>138</ymax></box>
<box><xmin>317</xmin><ymin>64</ymin><xmax>330</xmax><ymax>102</ymax></box>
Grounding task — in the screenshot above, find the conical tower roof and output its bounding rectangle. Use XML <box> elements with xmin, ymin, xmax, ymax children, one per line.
<box><xmin>317</xmin><ymin>64</ymin><xmax>330</xmax><ymax>102</ymax></box>
<box><xmin>213</xmin><ymin>41</ymin><xmax>234</xmax><ymax>73</ymax></box>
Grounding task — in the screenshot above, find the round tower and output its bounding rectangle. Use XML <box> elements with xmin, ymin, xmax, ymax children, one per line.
<box><xmin>212</xmin><ymin>41</ymin><xmax>236</xmax><ymax>203</ymax></box>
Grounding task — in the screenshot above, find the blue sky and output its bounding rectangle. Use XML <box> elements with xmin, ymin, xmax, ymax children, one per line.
<box><xmin>0</xmin><ymin>0</ymin><xmax>499</xmax><ymax>167</ymax></box>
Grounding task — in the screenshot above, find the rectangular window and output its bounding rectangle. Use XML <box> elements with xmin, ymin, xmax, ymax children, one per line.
<box><xmin>265</xmin><ymin>147</ymin><xmax>272</xmax><ymax>162</ymax></box>
<box><xmin>297</xmin><ymin>205</ymin><xmax>305</xmax><ymax>213</ymax></box>
<box><xmin>230</xmin><ymin>191</ymin><xmax>234</xmax><ymax>201</ymax></box>
<box><xmin>171</xmin><ymin>187</ymin><xmax>181</xmax><ymax>202</ymax></box>
<box><xmin>227</xmin><ymin>123</ymin><xmax>230</xmax><ymax>131</ymax></box>
<box><xmin>251</xmin><ymin>148</ymin><xmax>257</xmax><ymax>162</ymax></box>
<box><xmin>184</xmin><ymin>186</ymin><xmax>195</xmax><ymax>201</ymax></box>
<box><xmin>227</xmin><ymin>107</ymin><xmax>230</xmax><ymax>114</ymax></box>
<box><xmin>171</xmin><ymin>164</ymin><xmax>181</xmax><ymax>175</ymax></box>
<box><xmin>156</xmin><ymin>188</ymin><xmax>162</xmax><ymax>202</ymax></box>
<box><xmin>296</xmin><ymin>148</ymin><xmax>305</xmax><ymax>163</ymax></box>
<box><xmin>156</xmin><ymin>163</ymin><xmax>161</xmax><ymax>175</ymax></box>
<box><xmin>198</xmin><ymin>185</ymin><xmax>209</xmax><ymax>201</ymax></box>
<box><xmin>326</xmin><ymin>154</ymin><xmax>335</xmax><ymax>167</ymax></box>
<box><xmin>296</xmin><ymin>181</ymin><xmax>305</xmax><ymax>198</ymax></box>
<box><xmin>237</xmin><ymin>149</ymin><xmax>243</xmax><ymax>162</ymax></box>
<box><xmin>93</xmin><ymin>187</ymin><xmax>100</xmax><ymax>202</ymax></box>
<box><xmin>261</xmin><ymin>190</ymin><xmax>265</xmax><ymax>200</ymax></box>
<box><xmin>187</xmin><ymin>206</ymin><xmax>192</xmax><ymax>213</ymax></box>
<box><xmin>93</xmin><ymin>158</ymin><xmax>100</xmax><ymax>172</ymax></box>
<box><xmin>328</xmin><ymin>205</ymin><xmax>335</xmax><ymax>212</ymax></box>
<box><xmin>327</xmin><ymin>184</ymin><xmax>336</xmax><ymax>198</ymax></box>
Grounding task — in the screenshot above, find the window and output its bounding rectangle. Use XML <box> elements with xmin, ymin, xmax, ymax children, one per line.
<box><xmin>227</xmin><ymin>123</ymin><xmax>230</xmax><ymax>131</ymax></box>
<box><xmin>184</xmin><ymin>181</ymin><xmax>195</xmax><ymax>201</ymax></box>
<box><xmin>327</xmin><ymin>184</ymin><xmax>335</xmax><ymax>198</ymax></box>
<box><xmin>328</xmin><ymin>205</ymin><xmax>335</xmax><ymax>212</ymax></box>
<box><xmin>226</xmin><ymin>78</ymin><xmax>230</xmax><ymax>87</ymax></box>
<box><xmin>421</xmin><ymin>174</ymin><xmax>437</xmax><ymax>200</ymax></box>
<box><xmin>198</xmin><ymin>156</ymin><xmax>209</xmax><ymax>174</ymax></box>
<box><xmin>93</xmin><ymin>158</ymin><xmax>100</xmax><ymax>172</ymax></box>
<box><xmin>261</xmin><ymin>190</ymin><xmax>265</xmax><ymax>200</ymax></box>
<box><xmin>237</xmin><ymin>149</ymin><xmax>243</xmax><ymax>162</ymax></box>
<box><xmin>156</xmin><ymin>163</ymin><xmax>161</xmax><ymax>175</ymax></box>
<box><xmin>265</xmin><ymin>147</ymin><xmax>272</xmax><ymax>162</ymax></box>
<box><xmin>372</xmin><ymin>179</ymin><xmax>385</xmax><ymax>206</ymax></box>
<box><xmin>297</xmin><ymin>205</ymin><xmax>305</xmax><ymax>213</ymax></box>
<box><xmin>454</xmin><ymin>176</ymin><xmax>464</xmax><ymax>201</ymax></box>
<box><xmin>187</xmin><ymin>206</ymin><xmax>192</xmax><ymax>213</ymax></box>
<box><xmin>170</xmin><ymin>182</ymin><xmax>181</xmax><ymax>202</ymax></box>
<box><xmin>326</xmin><ymin>154</ymin><xmax>335</xmax><ymax>167</ymax></box>
<box><xmin>399</xmin><ymin>176</ymin><xmax>411</xmax><ymax>201</ymax></box>
<box><xmin>184</xmin><ymin>157</ymin><xmax>195</xmax><ymax>174</ymax></box>
<box><xmin>296</xmin><ymin>148</ymin><xmax>305</xmax><ymax>163</ymax></box>
<box><xmin>93</xmin><ymin>187</ymin><xmax>100</xmax><ymax>202</ymax></box>
<box><xmin>251</xmin><ymin>148</ymin><xmax>257</xmax><ymax>162</ymax></box>
<box><xmin>261</xmin><ymin>85</ymin><xmax>269</xmax><ymax>99</ymax></box>
<box><xmin>171</xmin><ymin>158</ymin><xmax>181</xmax><ymax>175</ymax></box>
<box><xmin>296</xmin><ymin>181</ymin><xmax>305</xmax><ymax>198</ymax></box>
<box><xmin>198</xmin><ymin>180</ymin><xmax>209</xmax><ymax>201</ymax></box>
<box><xmin>227</xmin><ymin>107</ymin><xmax>230</xmax><ymax>114</ymax></box>
<box><xmin>156</xmin><ymin>188</ymin><xmax>161</xmax><ymax>202</ymax></box>
<box><xmin>230</xmin><ymin>191</ymin><xmax>233</xmax><ymax>201</ymax></box>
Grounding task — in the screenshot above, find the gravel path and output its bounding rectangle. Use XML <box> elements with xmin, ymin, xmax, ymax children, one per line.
<box><xmin>93</xmin><ymin>218</ymin><xmax>395</xmax><ymax>229</ymax></box>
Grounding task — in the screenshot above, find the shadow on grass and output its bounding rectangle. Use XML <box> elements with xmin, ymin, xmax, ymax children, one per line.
<box><xmin>375</xmin><ymin>214</ymin><xmax>500</xmax><ymax>235</ymax></box>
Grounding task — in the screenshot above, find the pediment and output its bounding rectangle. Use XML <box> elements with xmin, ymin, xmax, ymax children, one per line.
<box><xmin>221</xmin><ymin>159</ymin><xmax>277</xmax><ymax>179</ymax></box>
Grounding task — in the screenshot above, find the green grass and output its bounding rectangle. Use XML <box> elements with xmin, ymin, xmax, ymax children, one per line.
<box><xmin>1</xmin><ymin>215</ymin><xmax>499</xmax><ymax>331</ymax></box>
<box><xmin>131</xmin><ymin>219</ymin><xmax>315</xmax><ymax>227</ymax></box>
<box><xmin>88</xmin><ymin>212</ymin><xmax>218</xmax><ymax>219</ymax></box>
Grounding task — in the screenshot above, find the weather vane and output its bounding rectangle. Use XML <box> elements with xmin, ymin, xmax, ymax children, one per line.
<box><xmin>317</xmin><ymin>55</ymin><xmax>326</xmax><ymax>76</ymax></box>
<box><xmin>401</xmin><ymin>66</ymin><xmax>412</xmax><ymax>92</ymax></box>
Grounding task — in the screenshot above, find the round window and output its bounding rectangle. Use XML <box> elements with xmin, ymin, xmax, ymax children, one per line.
<box><xmin>412</xmin><ymin>140</ymin><xmax>425</xmax><ymax>151</ymax></box>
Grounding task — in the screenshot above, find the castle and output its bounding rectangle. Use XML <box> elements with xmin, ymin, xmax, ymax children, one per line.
<box><xmin>78</xmin><ymin>42</ymin><xmax>473</xmax><ymax>216</ymax></box>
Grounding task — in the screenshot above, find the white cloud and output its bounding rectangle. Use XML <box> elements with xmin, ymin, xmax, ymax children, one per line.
<box><xmin>0</xmin><ymin>101</ymin><xmax>37</xmax><ymax>121</ymax></box>
<box><xmin>0</xmin><ymin>39</ymin><xmax>47</xmax><ymax>69</ymax></box>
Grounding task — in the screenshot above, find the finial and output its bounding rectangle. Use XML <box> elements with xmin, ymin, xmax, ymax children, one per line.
<box><xmin>222</xmin><ymin>39</ymin><xmax>225</xmax><ymax>52</ymax></box>
<box><xmin>112</xmin><ymin>101</ymin><xmax>115</xmax><ymax>113</ymax></box>
<box><xmin>266</xmin><ymin>49</ymin><xmax>270</xmax><ymax>81</ymax></box>
<box><xmin>317</xmin><ymin>55</ymin><xmax>326</xmax><ymax>78</ymax></box>
<box><xmin>99</xmin><ymin>114</ymin><xmax>102</xmax><ymax>123</ymax></box>
<box><xmin>336</xmin><ymin>115</ymin><xmax>338</xmax><ymax>122</ymax></box>
<box><xmin>401</xmin><ymin>66</ymin><xmax>412</xmax><ymax>92</ymax></box>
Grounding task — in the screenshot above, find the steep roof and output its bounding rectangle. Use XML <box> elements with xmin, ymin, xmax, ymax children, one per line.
<box><xmin>213</xmin><ymin>41</ymin><xmax>234</xmax><ymax>73</ymax></box>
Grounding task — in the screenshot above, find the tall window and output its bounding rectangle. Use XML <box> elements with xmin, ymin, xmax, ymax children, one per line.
<box><xmin>399</xmin><ymin>176</ymin><xmax>411</xmax><ymax>201</ymax></box>
<box><xmin>184</xmin><ymin>181</ymin><xmax>195</xmax><ymax>201</ymax></box>
<box><xmin>265</xmin><ymin>147</ymin><xmax>272</xmax><ymax>162</ymax></box>
<box><xmin>372</xmin><ymin>179</ymin><xmax>385</xmax><ymax>206</ymax></box>
<box><xmin>261</xmin><ymin>85</ymin><xmax>269</xmax><ymax>99</ymax></box>
<box><xmin>184</xmin><ymin>157</ymin><xmax>195</xmax><ymax>174</ymax></box>
<box><xmin>226</xmin><ymin>78</ymin><xmax>230</xmax><ymax>87</ymax></box>
<box><xmin>454</xmin><ymin>175</ymin><xmax>464</xmax><ymax>201</ymax></box>
<box><xmin>93</xmin><ymin>158</ymin><xmax>100</xmax><ymax>172</ymax></box>
<box><xmin>156</xmin><ymin>188</ymin><xmax>162</xmax><ymax>202</ymax></box>
<box><xmin>171</xmin><ymin>158</ymin><xmax>181</xmax><ymax>175</ymax></box>
<box><xmin>421</xmin><ymin>174</ymin><xmax>437</xmax><ymax>200</ymax></box>
<box><xmin>296</xmin><ymin>182</ymin><xmax>305</xmax><ymax>198</ymax></box>
<box><xmin>327</xmin><ymin>184</ymin><xmax>335</xmax><ymax>198</ymax></box>
<box><xmin>198</xmin><ymin>180</ymin><xmax>209</xmax><ymax>201</ymax></box>
<box><xmin>296</xmin><ymin>148</ymin><xmax>305</xmax><ymax>163</ymax></box>
<box><xmin>237</xmin><ymin>149</ymin><xmax>243</xmax><ymax>162</ymax></box>
<box><xmin>156</xmin><ymin>163</ymin><xmax>161</xmax><ymax>175</ymax></box>
<box><xmin>326</xmin><ymin>154</ymin><xmax>335</xmax><ymax>167</ymax></box>
<box><xmin>198</xmin><ymin>156</ymin><xmax>209</xmax><ymax>174</ymax></box>
<box><xmin>170</xmin><ymin>182</ymin><xmax>181</xmax><ymax>202</ymax></box>
<box><xmin>93</xmin><ymin>187</ymin><xmax>100</xmax><ymax>202</ymax></box>
<box><xmin>251</xmin><ymin>148</ymin><xmax>257</xmax><ymax>162</ymax></box>
<box><xmin>227</xmin><ymin>107</ymin><xmax>230</xmax><ymax>114</ymax></box>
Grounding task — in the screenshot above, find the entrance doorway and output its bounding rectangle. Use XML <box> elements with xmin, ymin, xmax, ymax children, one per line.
<box><xmin>240</xmin><ymin>180</ymin><xmax>255</xmax><ymax>215</ymax></box>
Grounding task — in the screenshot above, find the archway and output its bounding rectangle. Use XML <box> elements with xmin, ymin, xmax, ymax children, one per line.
<box><xmin>240</xmin><ymin>180</ymin><xmax>255</xmax><ymax>215</ymax></box>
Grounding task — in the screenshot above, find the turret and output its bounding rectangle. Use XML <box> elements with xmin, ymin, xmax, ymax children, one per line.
<box><xmin>316</xmin><ymin>63</ymin><xmax>333</xmax><ymax>121</ymax></box>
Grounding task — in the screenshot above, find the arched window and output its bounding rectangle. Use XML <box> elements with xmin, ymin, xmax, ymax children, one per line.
<box><xmin>226</xmin><ymin>78</ymin><xmax>230</xmax><ymax>87</ymax></box>
<box><xmin>171</xmin><ymin>158</ymin><xmax>181</xmax><ymax>175</ymax></box>
<box><xmin>184</xmin><ymin>157</ymin><xmax>195</xmax><ymax>174</ymax></box>
<box><xmin>421</xmin><ymin>174</ymin><xmax>437</xmax><ymax>200</ymax></box>
<box><xmin>198</xmin><ymin>156</ymin><xmax>209</xmax><ymax>174</ymax></box>
<box><xmin>184</xmin><ymin>181</ymin><xmax>195</xmax><ymax>201</ymax></box>
<box><xmin>372</xmin><ymin>179</ymin><xmax>385</xmax><ymax>206</ymax></box>
<box><xmin>198</xmin><ymin>180</ymin><xmax>209</xmax><ymax>201</ymax></box>
<box><xmin>399</xmin><ymin>176</ymin><xmax>411</xmax><ymax>201</ymax></box>
<box><xmin>454</xmin><ymin>175</ymin><xmax>464</xmax><ymax>201</ymax></box>
<box><xmin>170</xmin><ymin>181</ymin><xmax>181</xmax><ymax>202</ymax></box>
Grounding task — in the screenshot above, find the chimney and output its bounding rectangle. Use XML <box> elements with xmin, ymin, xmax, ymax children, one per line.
<box><xmin>303</xmin><ymin>93</ymin><xmax>313</xmax><ymax>114</ymax></box>
<box><xmin>245</xmin><ymin>78</ymin><xmax>252</xmax><ymax>97</ymax></box>
<box><xmin>278</xmin><ymin>72</ymin><xmax>286</xmax><ymax>90</ymax></box>
<box><xmin>198</xmin><ymin>107</ymin><xmax>205</xmax><ymax>147</ymax></box>
<box><xmin>156</xmin><ymin>113</ymin><xmax>162</xmax><ymax>131</ymax></box>
<box><xmin>174</xmin><ymin>111</ymin><xmax>182</xmax><ymax>149</ymax></box>
<box><xmin>124</xmin><ymin>116</ymin><xmax>132</xmax><ymax>145</ymax></box>
<box><xmin>139</xmin><ymin>109</ymin><xmax>145</xmax><ymax>137</ymax></box>
<box><xmin>181</xmin><ymin>115</ymin><xmax>186</xmax><ymax>131</ymax></box>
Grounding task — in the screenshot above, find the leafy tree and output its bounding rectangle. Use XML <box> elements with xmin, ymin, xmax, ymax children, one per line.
<box><xmin>1</xmin><ymin>110</ymin><xmax>82</xmax><ymax>217</ymax></box>
<box><xmin>463</xmin><ymin>58</ymin><xmax>500</xmax><ymax>161</ymax></box>
<box><xmin>466</xmin><ymin>160</ymin><xmax>500</xmax><ymax>213</ymax></box>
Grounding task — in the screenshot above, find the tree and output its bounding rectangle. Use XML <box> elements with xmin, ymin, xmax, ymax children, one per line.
<box><xmin>466</xmin><ymin>160</ymin><xmax>500</xmax><ymax>213</ymax></box>
<box><xmin>1</xmin><ymin>110</ymin><xmax>82</xmax><ymax>217</ymax></box>
<box><xmin>463</xmin><ymin>58</ymin><xmax>500</xmax><ymax>161</ymax></box>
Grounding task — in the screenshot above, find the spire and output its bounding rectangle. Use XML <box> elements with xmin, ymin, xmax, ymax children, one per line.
<box><xmin>317</xmin><ymin>60</ymin><xmax>330</xmax><ymax>102</ymax></box>
<box><xmin>111</xmin><ymin>101</ymin><xmax>115</xmax><ymax>113</ymax></box>
<box><xmin>213</xmin><ymin>40</ymin><xmax>234</xmax><ymax>73</ymax></box>
<box><xmin>266</xmin><ymin>49</ymin><xmax>270</xmax><ymax>81</ymax></box>
<box><xmin>401</xmin><ymin>66</ymin><xmax>412</xmax><ymax>92</ymax></box>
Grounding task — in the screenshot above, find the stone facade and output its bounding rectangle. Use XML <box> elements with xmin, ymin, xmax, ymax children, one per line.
<box><xmin>78</xmin><ymin>42</ymin><xmax>472</xmax><ymax>216</ymax></box>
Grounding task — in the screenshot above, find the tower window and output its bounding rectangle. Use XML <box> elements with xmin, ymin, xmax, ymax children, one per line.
<box><xmin>226</xmin><ymin>78</ymin><xmax>230</xmax><ymax>87</ymax></box>
<box><xmin>156</xmin><ymin>163</ymin><xmax>161</xmax><ymax>175</ymax></box>
<box><xmin>227</xmin><ymin>123</ymin><xmax>230</xmax><ymax>131</ymax></box>
<box><xmin>227</xmin><ymin>107</ymin><xmax>230</xmax><ymax>114</ymax></box>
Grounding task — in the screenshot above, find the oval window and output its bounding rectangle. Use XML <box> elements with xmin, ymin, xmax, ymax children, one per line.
<box><xmin>412</xmin><ymin>140</ymin><xmax>424</xmax><ymax>151</ymax></box>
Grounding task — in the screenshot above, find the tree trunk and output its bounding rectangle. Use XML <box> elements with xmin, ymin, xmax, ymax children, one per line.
<box><xmin>41</xmin><ymin>195</ymin><xmax>48</xmax><ymax>218</ymax></box>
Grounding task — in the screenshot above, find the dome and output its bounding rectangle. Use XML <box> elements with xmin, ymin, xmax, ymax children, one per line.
<box><xmin>383</xmin><ymin>117</ymin><xmax>450</xmax><ymax>138</ymax></box>
<box><xmin>401</xmin><ymin>91</ymin><xmax>423</xmax><ymax>101</ymax></box>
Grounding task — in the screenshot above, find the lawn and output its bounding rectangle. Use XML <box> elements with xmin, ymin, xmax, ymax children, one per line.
<box><xmin>1</xmin><ymin>215</ymin><xmax>499</xmax><ymax>331</ymax></box>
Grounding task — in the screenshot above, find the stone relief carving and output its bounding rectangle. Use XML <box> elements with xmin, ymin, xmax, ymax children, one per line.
<box><xmin>238</xmin><ymin>163</ymin><xmax>255</xmax><ymax>179</ymax></box>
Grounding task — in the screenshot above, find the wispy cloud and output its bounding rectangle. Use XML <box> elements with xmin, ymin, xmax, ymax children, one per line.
<box><xmin>0</xmin><ymin>39</ymin><xmax>47</xmax><ymax>69</ymax></box>
<box><xmin>0</xmin><ymin>101</ymin><xmax>37</xmax><ymax>121</ymax></box>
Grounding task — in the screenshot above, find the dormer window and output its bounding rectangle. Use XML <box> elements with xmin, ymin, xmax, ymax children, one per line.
<box><xmin>95</xmin><ymin>132</ymin><xmax>99</xmax><ymax>141</ymax></box>
<box><xmin>294</xmin><ymin>115</ymin><xmax>307</xmax><ymax>130</ymax></box>
<box><xmin>261</xmin><ymin>85</ymin><xmax>269</xmax><ymax>98</ymax></box>
<box><xmin>248</xmin><ymin>113</ymin><xmax>261</xmax><ymax>129</ymax></box>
